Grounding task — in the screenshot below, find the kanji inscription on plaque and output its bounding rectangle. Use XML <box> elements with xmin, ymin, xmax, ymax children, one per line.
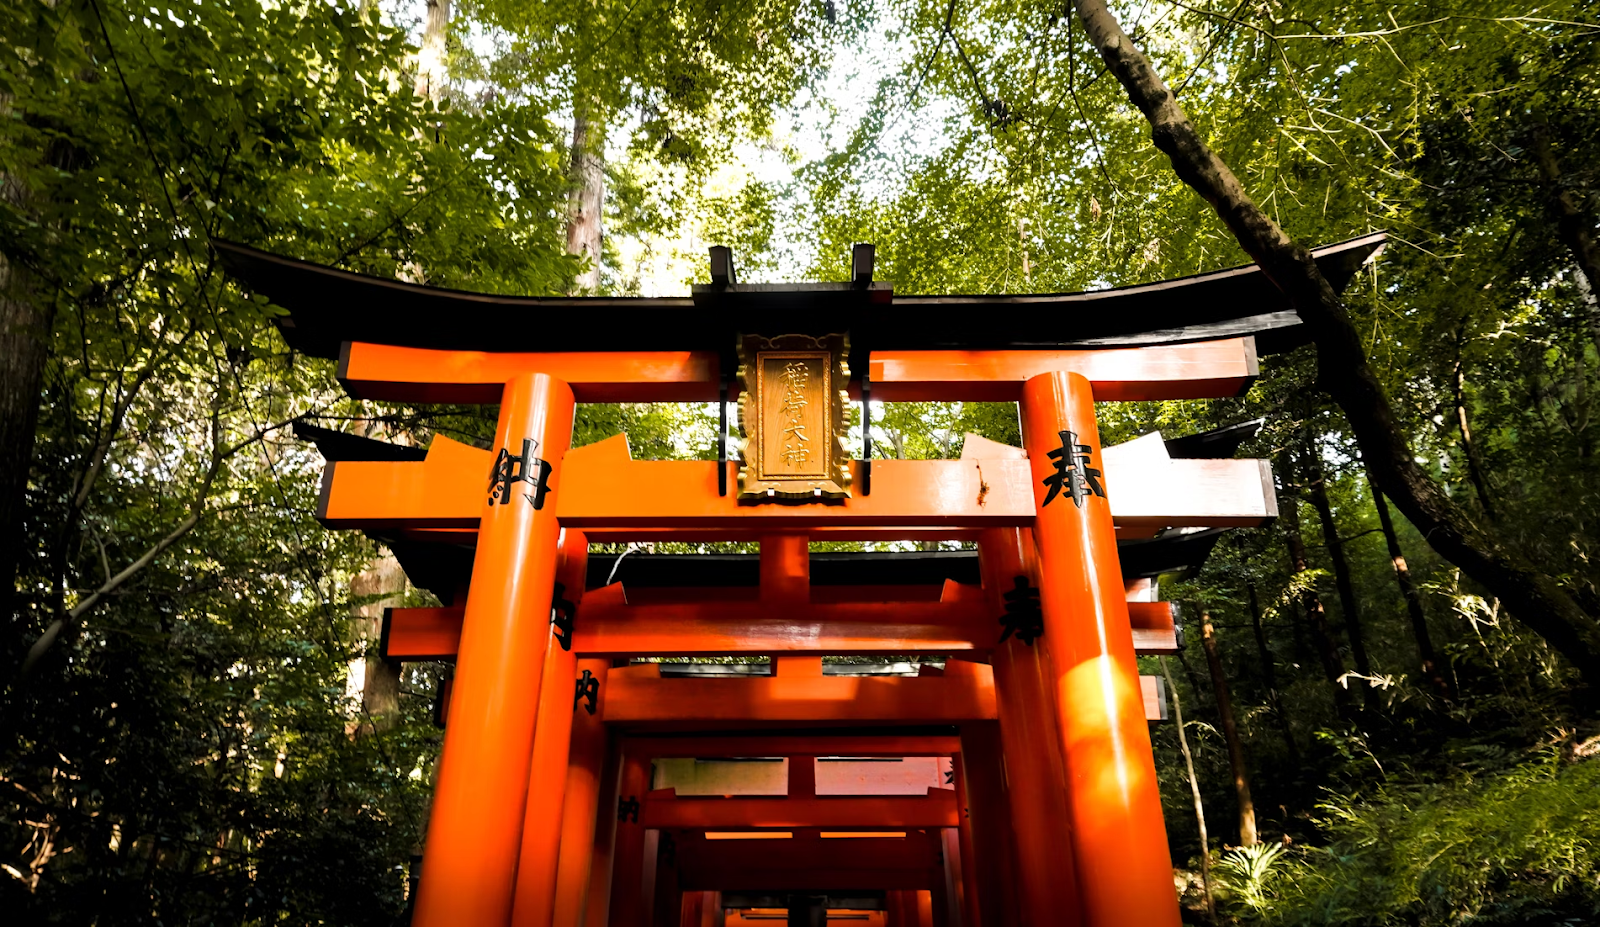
<box><xmin>736</xmin><ymin>333</ymin><xmax>852</xmax><ymax>503</ymax></box>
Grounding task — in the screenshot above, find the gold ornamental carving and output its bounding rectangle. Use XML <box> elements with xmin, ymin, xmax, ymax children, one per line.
<box><xmin>736</xmin><ymin>333</ymin><xmax>852</xmax><ymax>503</ymax></box>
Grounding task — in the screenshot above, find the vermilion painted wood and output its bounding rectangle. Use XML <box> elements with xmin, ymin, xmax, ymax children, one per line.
<box><xmin>599</xmin><ymin>660</ymin><xmax>998</xmax><ymax>726</ymax></box>
<box><xmin>941</xmin><ymin>827</ymin><xmax>967</xmax><ymax>927</ymax></box>
<box><xmin>607</xmin><ymin>753</ymin><xmax>652</xmax><ymax>927</ymax></box>
<box><xmin>511</xmin><ymin>628</ymin><xmax>581</xmax><ymax>927</ymax></box>
<box><xmin>1020</xmin><ymin>372</ymin><xmax>1181</xmax><ymax>927</ymax></box>
<box><xmin>760</xmin><ymin>533</ymin><xmax>808</xmax><ymax>602</ymax></box>
<box><xmin>563</xmin><ymin>437</ymin><xmax>1035</xmax><ymax>528</ymax></box>
<box><xmin>679</xmin><ymin>891</ymin><xmax>702</xmax><ymax>927</ymax></box>
<box><xmin>650</xmin><ymin>827</ymin><xmax>683</xmax><ymax>927</ymax></box>
<box><xmin>338</xmin><ymin>337</ymin><xmax>1257</xmax><ymax>404</ymax></box>
<box><xmin>391</xmin><ymin>519</ymin><xmax>1161</xmax><ymax>545</ymax></box>
<box><xmin>887</xmin><ymin>891</ymin><xmax>909</xmax><ymax>927</ymax></box>
<box><xmin>339</xmin><ymin>342</ymin><xmax>722</xmax><ymax>403</ymax></box>
<box><xmin>641</xmin><ymin>790</ymin><xmax>960</xmax><ymax>829</ymax></box>
<box><xmin>1140</xmin><ymin>677</ymin><xmax>1170</xmax><ymax>721</ymax></box>
<box><xmin>617</xmin><ymin>583</ymin><xmax>947</xmax><ymax>604</ymax></box>
<box><xmin>316</xmin><ymin>433</ymin><xmax>1275</xmax><ymax>531</ymax></box>
<box><xmin>698</xmin><ymin>891</ymin><xmax>720</xmax><ymax>927</ymax></box>
<box><xmin>677</xmin><ymin>833</ymin><xmax>939</xmax><ymax>892</ymax></box>
<box><xmin>379</xmin><ymin>594</ymin><xmax>1174</xmax><ymax>660</ymax></box>
<box><xmin>622</xmin><ymin>735</ymin><xmax>962</xmax><ymax>759</ymax></box>
<box><xmin>639</xmin><ymin>831</ymin><xmax>662</xmax><ymax>927</ymax></box>
<box><xmin>868</xmin><ymin>338</ymin><xmax>1257</xmax><ymax>401</ymax></box>
<box><xmin>980</xmin><ymin>527</ymin><xmax>1083</xmax><ymax>927</ymax></box>
<box><xmin>948</xmin><ymin>754</ymin><xmax>981</xmax><ymax>927</ymax></box>
<box><xmin>410</xmin><ymin>373</ymin><xmax>575</xmax><ymax>927</ymax></box>
<box><xmin>551</xmin><ymin>659</ymin><xmax>611</xmax><ymax>927</ymax></box>
<box><xmin>572</xmin><ymin>580</ymin><xmax>992</xmax><ymax>656</ymax></box>
<box><xmin>724</xmin><ymin>911</ymin><xmax>886</xmax><ymax>927</ymax></box>
<box><xmin>1130</xmin><ymin>601</ymin><xmax>1181</xmax><ymax>655</ymax></box>
<box><xmin>580</xmin><ymin>737</ymin><xmax>623</xmax><ymax>927</ymax></box>
<box><xmin>584</xmin><ymin>526</ymin><xmax>987</xmax><ymax>543</ymax></box>
<box><xmin>511</xmin><ymin>533</ymin><xmax>590</xmax><ymax>927</ymax></box>
<box><xmin>957</xmin><ymin>722</ymin><xmax>1017</xmax><ymax>927</ymax></box>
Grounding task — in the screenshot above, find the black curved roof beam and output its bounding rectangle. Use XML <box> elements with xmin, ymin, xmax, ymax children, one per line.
<box><xmin>214</xmin><ymin>233</ymin><xmax>1384</xmax><ymax>363</ymax></box>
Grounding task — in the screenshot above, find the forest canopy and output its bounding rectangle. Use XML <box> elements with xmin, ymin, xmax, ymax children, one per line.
<box><xmin>1</xmin><ymin>0</ymin><xmax>1597</xmax><ymax>924</ymax></box>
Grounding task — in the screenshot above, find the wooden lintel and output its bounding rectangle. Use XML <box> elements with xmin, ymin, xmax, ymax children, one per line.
<box><xmin>869</xmin><ymin>338</ymin><xmax>1258</xmax><ymax>402</ymax></box>
<box><xmin>677</xmin><ymin>834</ymin><xmax>939</xmax><ymax>892</ymax></box>
<box><xmin>601</xmin><ymin>662</ymin><xmax>999</xmax><ymax>727</ymax></box>
<box><xmin>379</xmin><ymin>594</ymin><xmax>1177</xmax><ymax>659</ymax></box>
<box><xmin>318</xmin><ymin>433</ymin><xmax>1275</xmax><ymax>532</ymax></box>
<box><xmin>337</xmin><ymin>338</ymin><xmax>1257</xmax><ymax>404</ymax></box>
<box><xmin>425</xmin><ymin>656</ymin><xmax>1165</xmax><ymax>726</ymax></box>
<box><xmin>621</xmin><ymin>735</ymin><xmax>963</xmax><ymax>758</ymax></box>
<box><xmin>339</xmin><ymin>343</ymin><xmax>723</xmax><ymax>403</ymax></box>
<box><xmin>643</xmin><ymin>789</ymin><xmax>960</xmax><ymax>829</ymax></box>
<box><xmin>682</xmin><ymin>866</ymin><xmax>936</xmax><ymax>893</ymax></box>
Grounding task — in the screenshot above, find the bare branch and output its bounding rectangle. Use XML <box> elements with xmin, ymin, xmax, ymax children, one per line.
<box><xmin>14</xmin><ymin>387</ymin><xmax>231</xmax><ymax>683</ymax></box>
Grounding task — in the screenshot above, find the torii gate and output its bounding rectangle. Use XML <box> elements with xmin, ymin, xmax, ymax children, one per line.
<box><xmin>219</xmin><ymin>233</ymin><xmax>1383</xmax><ymax>927</ymax></box>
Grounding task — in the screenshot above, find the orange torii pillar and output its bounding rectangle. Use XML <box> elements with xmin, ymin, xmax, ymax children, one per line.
<box><xmin>954</xmin><ymin>719</ymin><xmax>1019</xmax><ymax>927</ymax></box>
<box><xmin>581</xmin><ymin>736</ymin><xmax>625</xmax><ymax>927</ymax></box>
<box><xmin>1019</xmin><ymin>372</ymin><xmax>1180</xmax><ymax>927</ymax></box>
<box><xmin>608</xmin><ymin>751</ymin><xmax>654</xmax><ymax>926</ymax></box>
<box><xmin>978</xmin><ymin>527</ymin><xmax>1082</xmax><ymax>927</ymax></box>
<box><xmin>512</xmin><ymin>532</ymin><xmax>590</xmax><ymax>927</ymax></box>
<box><xmin>552</xmin><ymin>658</ymin><xmax>614</xmax><ymax>927</ymax></box>
<box><xmin>411</xmin><ymin>372</ymin><xmax>575</xmax><ymax>927</ymax></box>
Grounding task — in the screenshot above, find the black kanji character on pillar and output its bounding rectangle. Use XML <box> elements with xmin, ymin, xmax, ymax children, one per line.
<box><xmin>488</xmin><ymin>438</ymin><xmax>553</xmax><ymax>508</ymax></box>
<box><xmin>618</xmin><ymin>795</ymin><xmax>640</xmax><ymax>823</ymax></box>
<box><xmin>550</xmin><ymin>582</ymin><xmax>576</xmax><ymax>651</ymax></box>
<box><xmin>998</xmin><ymin>575</ymin><xmax>1044</xmax><ymax>645</ymax></box>
<box><xmin>1041</xmin><ymin>429</ymin><xmax>1104</xmax><ymax>508</ymax></box>
<box><xmin>574</xmin><ymin>669</ymin><xmax>599</xmax><ymax>714</ymax></box>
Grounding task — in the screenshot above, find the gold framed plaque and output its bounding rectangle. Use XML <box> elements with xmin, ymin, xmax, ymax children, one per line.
<box><xmin>736</xmin><ymin>333</ymin><xmax>852</xmax><ymax>503</ymax></box>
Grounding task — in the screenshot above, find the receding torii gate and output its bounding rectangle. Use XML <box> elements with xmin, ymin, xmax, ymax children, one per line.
<box><xmin>218</xmin><ymin>233</ymin><xmax>1384</xmax><ymax>927</ymax></box>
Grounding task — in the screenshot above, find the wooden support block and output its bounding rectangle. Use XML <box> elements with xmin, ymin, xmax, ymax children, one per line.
<box><xmin>1141</xmin><ymin>675</ymin><xmax>1170</xmax><ymax>722</ymax></box>
<box><xmin>1127</xmin><ymin>601</ymin><xmax>1180</xmax><ymax>656</ymax></box>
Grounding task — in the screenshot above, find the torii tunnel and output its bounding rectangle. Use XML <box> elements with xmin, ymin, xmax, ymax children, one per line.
<box><xmin>220</xmin><ymin>233</ymin><xmax>1384</xmax><ymax>927</ymax></box>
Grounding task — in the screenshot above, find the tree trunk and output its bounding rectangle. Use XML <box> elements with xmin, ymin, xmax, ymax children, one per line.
<box><xmin>1370</xmin><ymin>480</ymin><xmax>1455</xmax><ymax>701</ymax></box>
<box><xmin>1530</xmin><ymin>122</ymin><xmax>1600</xmax><ymax>358</ymax></box>
<box><xmin>413</xmin><ymin>0</ymin><xmax>452</xmax><ymax>101</ymax></box>
<box><xmin>1280</xmin><ymin>455</ymin><xmax>1353</xmax><ymax>716</ymax></box>
<box><xmin>1451</xmin><ymin>344</ymin><xmax>1500</xmax><ymax>523</ymax></box>
<box><xmin>1072</xmin><ymin>0</ymin><xmax>1600</xmax><ymax>686</ymax></box>
<box><xmin>350</xmin><ymin>555</ymin><xmax>406</xmax><ymax>735</ymax></box>
<box><xmin>1246</xmin><ymin>583</ymin><xmax>1300</xmax><ymax>765</ymax></box>
<box><xmin>566</xmin><ymin>107</ymin><xmax>605</xmax><ymax>293</ymax></box>
<box><xmin>1199</xmin><ymin>612</ymin><xmax>1257</xmax><ymax>847</ymax></box>
<box><xmin>1301</xmin><ymin>440</ymin><xmax>1373</xmax><ymax>684</ymax></box>
<box><xmin>1160</xmin><ymin>656</ymin><xmax>1214</xmax><ymax>921</ymax></box>
<box><xmin>0</xmin><ymin>119</ymin><xmax>80</xmax><ymax>625</ymax></box>
<box><xmin>0</xmin><ymin>223</ymin><xmax>53</xmax><ymax>624</ymax></box>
